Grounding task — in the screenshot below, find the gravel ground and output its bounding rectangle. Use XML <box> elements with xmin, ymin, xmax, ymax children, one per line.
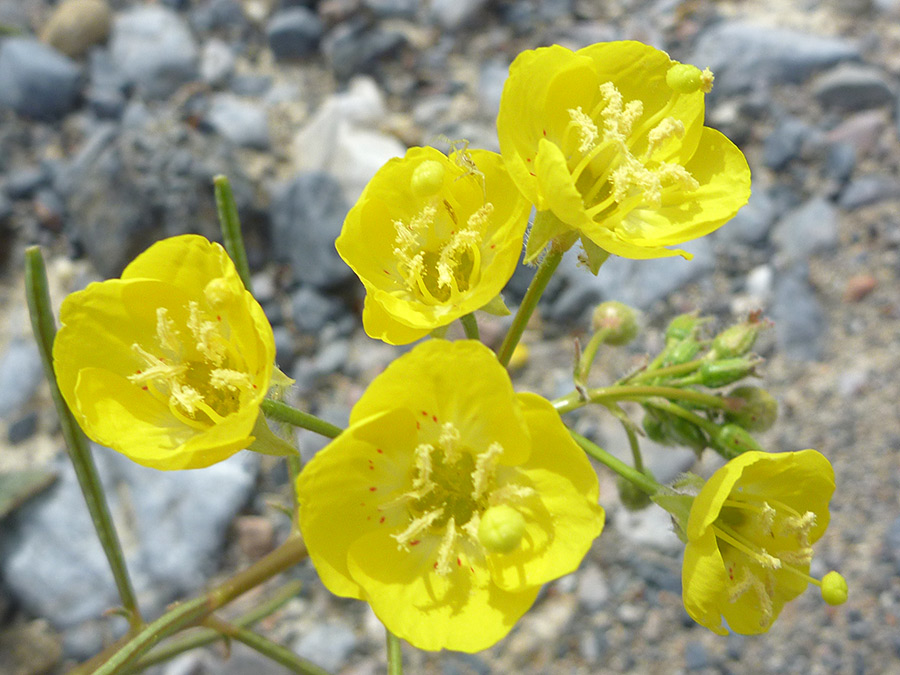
<box><xmin>1</xmin><ymin>0</ymin><xmax>899</xmax><ymax>673</ymax></box>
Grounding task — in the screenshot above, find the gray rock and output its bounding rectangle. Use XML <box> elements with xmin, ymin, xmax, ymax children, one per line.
<box><xmin>824</xmin><ymin>142</ymin><xmax>857</xmax><ymax>183</ymax></box>
<box><xmin>772</xmin><ymin>197</ymin><xmax>839</xmax><ymax>264</ymax></box>
<box><xmin>5</xmin><ymin>166</ymin><xmax>51</xmax><ymax>200</ymax></box>
<box><xmin>715</xmin><ymin>187</ymin><xmax>777</xmax><ymax>245</ymax></box>
<box><xmin>40</xmin><ymin>0</ymin><xmax>112</xmax><ymax>59</ymax></box>
<box><xmin>838</xmin><ymin>175</ymin><xmax>900</xmax><ymax>209</ymax></box>
<box><xmin>771</xmin><ymin>266</ymin><xmax>826</xmax><ymax>361</ymax></box>
<box><xmin>0</xmin><ymin>446</ymin><xmax>258</xmax><ymax>644</ymax></box>
<box><xmin>685</xmin><ymin>641</ymin><xmax>709</xmax><ymax>670</ymax></box>
<box><xmin>812</xmin><ymin>64</ymin><xmax>896</xmax><ymax>111</ymax></box>
<box><xmin>60</xmin><ymin>121</ymin><xmax>254</xmax><ymax>277</ymax></box>
<box><xmin>763</xmin><ymin>117</ymin><xmax>816</xmax><ymax>170</ymax></box>
<box><xmin>0</xmin><ymin>338</ymin><xmax>44</xmax><ymax>420</ymax></box>
<box><xmin>266</xmin><ymin>7</ymin><xmax>323</xmax><ymax>61</ymax></box>
<box><xmin>206</xmin><ymin>94</ymin><xmax>270</xmax><ymax>150</ymax></box>
<box><xmin>427</xmin><ymin>0</ymin><xmax>489</xmax><ymax>30</ymax></box>
<box><xmin>363</xmin><ymin>0</ymin><xmax>419</xmax><ymax>18</ymax></box>
<box><xmin>199</xmin><ymin>39</ymin><xmax>235</xmax><ymax>88</ymax></box>
<box><xmin>85</xmin><ymin>48</ymin><xmax>128</xmax><ymax>118</ymax></box>
<box><xmin>270</xmin><ymin>173</ymin><xmax>353</xmax><ymax>289</ymax></box>
<box><xmin>576</xmin><ymin>564</ymin><xmax>610</xmax><ymax>611</ymax></box>
<box><xmin>549</xmin><ymin>238</ymin><xmax>716</xmax><ymax>320</ymax></box>
<box><xmin>109</xmin><ymin>5</ymin><xmax>198</xmax><ymax>100</ymax></box>
<box><xmin>291</xmin><ymin>286</ymin><xmax>347</xmax><ymax>334</ymax></box>
<box><xmin>885</xmin><ymin>514</ymin><xmax>900</xmax><ymax>574</ymax></box>
<box><xmin>0</xmin><ymin>38</ymin><xmax>82</xmax><ymax>121</ymax></box>
<box><xmin>691</xmin><ymin>22</ymin><xmax>860</xmax><ymax>97</ymax></box>
<box><xmin>322</xmin><ymin>20</ymin><xmax>407</xmax><ymax>81</ymax></box>
<box><xmin>7</xmin><ymin>412</ymin><xmax>38</xmax><ymax>444</ymax></box>
<box><xmin>478</xmin><ymin>59</ymin><xmax>509</xmax><ymax>117</ymax></box>
<box><xmin>190</xmin><ymin>0</ymin><xmax>247</xmax><ymax>35</ymax></box>
<box><xmin>292</xmin><ymin>622</ymin><xmax>358</xmax><ymax>672</ymax></box>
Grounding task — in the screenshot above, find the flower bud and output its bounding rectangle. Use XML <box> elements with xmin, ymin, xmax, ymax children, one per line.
<box><xmin>591</xmin><ymin>301</ymin><xmax>639</xmax><ymax>346</ymax></box>
<box><xmin>642</xmin><ymin>412</ymin><xmax>668</xmax><ymax>444</ymax></box>
<box><xmin>712</xmin><ymin>423</ymin><xmax>764</xmax><ymax>458</ymax></box>
<box><xmin>724</xmin><ymin>386</ymin><xmax>778</xmax><ymax>432</ymax></box>
<box><xmin>665</xmin><ymin>313</ymin><xmax>701</xmax><ymax>342</ymax></box>
<box><xmin>699</xmin><ymin>358</ymin><xmax>756</xmax><ymax>388</ymax></box>
<box><xmin>617</xmin><ymin>473</ymin><xmax>653</xmax><ymax>511</ymax></box>
<box><xmin>709</xmin><ymin>319</ymin><xmax>763</xmax><ymax>360</ymax></box>
<box><xmin>665</xmin><ymin>338</ymin><xmax>701</xmax><ymax>366</ymax></box>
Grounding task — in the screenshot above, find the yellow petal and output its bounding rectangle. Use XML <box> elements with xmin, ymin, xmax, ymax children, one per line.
<box><xmin>347</xmin><ymin>528</ymin><xmax>540</xmax><ymax>652</ymax></box>
<box><xmin>682</xmin><ymin>529</ymin><xmax>730</xmax><ymax>635</ymax></box>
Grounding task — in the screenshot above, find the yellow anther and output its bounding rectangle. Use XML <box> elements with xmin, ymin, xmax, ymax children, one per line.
<box><xmin>646</xmin><ymin>117</ymin><xmax>685</xmax><ymax>158</ymax></box>
<box><xmin>569</xmin><ymin>106</ymin><xmax>599</xmax><ymax>153</ymax></box>
<box><xmin>472</xmin><ymin>442</ymin><xmax>503</xmax><ymax>500</ymax></box>
<box><xmin>393</xmin><ymin>508</ymin><xmax>443</xmax><ymax>550</ymax></box>
<box><xmin>210</xmin><ymin>368</ymin><xmax>253</xmax><ymax>391</ymax></box>
<box><xmin>156</xmin><ymin>307</ymin><xmax>181</xmax><ymax>353</ymax></box>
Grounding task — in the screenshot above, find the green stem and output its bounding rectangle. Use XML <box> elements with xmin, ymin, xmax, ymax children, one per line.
<box><xmin>460</xmin><ymin>313</ymin><xmax>480</xmax><ymax>341</ymax></box>
<box><xmin>127</xmin><ymin>581</ymin><xmax>303</xmax><ymax>673</ymax></box>
<box><xmin>569</xmin><ymin>431</ymin><xmax>660</xmax><ymax>496</ymax></box>
<box><xmin>553</xmin><ymin>385</ymin><xmax>728</xmax><ymax>414</ymax></box>
<box><xmin>24</xmin><ymin>247</ymin><xmax>143</xmax><ymax>631</ymax></box>
<box><xmin>82</xmin><ymin>535</ymin><xmax>309</xmax><ymax>675</ymax></box>
<box><xmin>575</xmin><ymin>328</ymin><xmax>610</xmax><ymax>385</ymax></box>
<box><xmin>496</xmin><ymin>243</ymin><xmax>564</xmax><ymax>367</ymax></box>
<box><xmin>386</xmin><ymin>628</ymin><xmax>403</xmax><ymax>675</ymax></box>
<box><xmin>262</xmin><ymin>400</ymin><xmax>343</xmax><ymax>439</ymax></box>
<box><xmin>623</xmin><ymin>421</ymin><xmax>644</xmax><ymax>472</ymax></box>
<box><xmin>203</xmin><ymin>616</ymin><xmax>332</xmax><ymax>675</ymax></box>
<box><xmin>648</xmin><ymin>399</ymin><xmax>719</xmax><ymax>435</ymax></box>
<box><xmin>214</xmin><ymin>174</ymin><xmax>253</xmax><ymax>293</ymax></box>
<box><xmin>621</xmin><ymin>359</ymin><xmax>704</xmax><ymax>384</ymax></box>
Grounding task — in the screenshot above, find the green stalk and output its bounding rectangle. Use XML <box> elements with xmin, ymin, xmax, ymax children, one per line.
<box><xmin>214</xmin><ymin>175</ymin><xmax>253</xmax><ymax>293</ymax></box>
<box><xmin>619</xmin><ymin>359</ymin><xmax>704</xmax><ymax>384</ymax></box>
<box><xmin>81</xmin><ymin>535</ymin><xmax>309</xmax><ymax>675</ymax></box>
<box><xmin>496</xmin><ymin>243</ymin><xmax>564</xmax><ymax>367</ymax></box>
<box><xmin>262</xmin><ymin>400</ymin><xmax>343</xmax><ymax>439</ymax></box>
<box><xmin>24</xmin><ymin>247</ymin><xmax>143</xmax><ymax>631</ymax></box>
<box><xmin>569</xmin><ymin>431</ymin><xmax>661</xmax><ymax>496</ymax></box>
<box><xmin>460</xmin><ymin>313</ymin><xmax>480</xmax><ymax>341</ymax></box>
<box><xmin>386</xmin><ymin>628</ymin><xmax>404</xmax><ymax>675</ymax></box>
<box><xmin>575</xmin><ymin>328</ymin><xmax>610</xmax><ymax>385</ymax></box>
<box><xmin>203</xmin><ymin>616</ymin><xmax>332</xmax><ymax>675</ymax></box>
<box><xmin>127</xmin><ymin>581</ymin><xmax>303</xmax><ymax>672</ymax></box>
<box><xmin>553</xmin><ymin>385</ymin><xmax>728</xmax><ymax>414</ymax></box>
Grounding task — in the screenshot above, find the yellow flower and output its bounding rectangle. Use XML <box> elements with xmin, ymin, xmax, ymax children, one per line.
<box><xmin>53</xmin><ymin>235</ymin><xmax>276</xmax><ymax>470</ymax></box>
<box><xmin>682</xmin><ymin>449</ymin><xmax>840</xmax><ymax>635</ymax></box>
<box><xmin>335</xmin><ymin>146</ymin><xmax>530</xmax><ymax>345</ymax></box>
<box><xmin>297</xmin><ymin>340</ymin><xmax>604</xmax><ymax>652</ymax></box>
<box><xmin>497</xmin><ymin>41</ymin><xmax>751</xmax><ymax>265</ymax></box>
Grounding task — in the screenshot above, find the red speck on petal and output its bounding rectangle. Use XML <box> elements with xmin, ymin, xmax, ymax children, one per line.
<box><xmin>142</xmin><ymin>386</ymin><xmax>149</xmax><ymax>391</ymax></box>
<box><xmin>410</xmin><ymin>540</ymin><xmax>420</xmax><ymax>546</ymax></box>
<box><xmin>217</xmin><ymin>315</ymin><xmax>222</xmax><ymax>321</ymax></box>
<box><xmin>433</xmin><ymin>562</ymin><xmax>439</xmax><ymax>569</ymax></box>
<box><xmin>369</xmin><ymin>487</ymin><xmax>377</xmax><ymax>492</ymax></box>
<box><xmin>432</xmin><ymin>415</ymin><xmax>437</xmax><ymax>423</ymax></box>
<box><xmin>542</xmin><ymin>129</ymin><xmax>547</xmax><ymax>136</ymax></box>
<box><xmin>457</xmin><ymin>557</ymin><xmax>462</xmax><ymax>567</ymax></box>
<box><xmin>421</xmin><ymin>411</ymin><xmax>428</xmax><ymax>417</ymax></box>
<box><xmin>379</xmin><ymin>516</ymin><xmax>386</xmax><ymax>524</ymax></box>
<box><xmin>252</xmin><ymin>384</ymin><xmax>258</xmax><ymax>389</ymax></box>
<box><xmin>135</xmin><ymin>369</ymin><xmax>142</xmax><ymax>374</ymax></box>
<box><xmin>470</xmin><ymin>566</ymin><xmax>475</xmax><ymax>573</ymax></box>
<box><xmin>383</xmin><ymin>269</ymin><xmax>390</xmax><ymax>275</ymax></box>
<box><xmin>376</xmin><ymin>448</ymin><xmax>383</xmax><ymax>454</ymax></box>
<box><xmin>526</xmin><ymin>157</ymin><xmax>532</xmax><ymax>162</ymax></box>
<box><xmin>416</xmin><ymin>421</ymin><xmax>421</xmax><ymax>429</ymax></box>
<box><xmin>490</xmin><ymin>244</ymin><xmax>496</xmax><ymax>249</ymax></box>
<box><xmin>529</xmin><ymin>171</ymin><xmax>536</xmax><ymax>177</ymax></box>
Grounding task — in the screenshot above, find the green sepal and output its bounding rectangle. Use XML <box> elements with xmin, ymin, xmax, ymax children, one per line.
<box><xmin>651</xmin><ymin>490</ymin><xmax>695</xmax><ymax>542</ymax></box>
<box><xmin>247</xmin><ymin>412</ymin><xmax>299</xmax><ymax>457</ymax></box>
<box><xmin>267</xmin><ymin>366</ymin><xmax>295</xmax><ymax>400</ymax></box>
<box><xmin>579</xmin><ymin>236</ymin><xmax>610</xmax><ymax>275</ymax></box>
<box><xmin>524</xmin><ymin>210</ymin><xmax>571</xmax><ymax>263</ymax></box>
<box><xmin>480</xmin><ymin>294</ymin><xmax>511</xmax><ymax>316</ymax></box>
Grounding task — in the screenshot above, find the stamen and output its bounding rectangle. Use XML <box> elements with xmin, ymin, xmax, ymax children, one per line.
<box><xmin>393</xmin><ymin>508</ymin><xmax>443</xmax><ymax>550</ymax></box>
<box><xmin>568</xmin><ymin>106</ymin><xmax>599</xmax><ymax>153</ymax></box>
<box><xmin>156</xmin><ymin>307</ymin><xmax>181</xmax><ymax>353</ymax></box>
<box><xmin>471</xmin><ymin>442</ymin><xmax>503</xmax><ymax>500</ymax></box>
<box><xmin>435</xmin><ymin>517</ymin><xmax>458</xmax><ymax>575</ymax></box>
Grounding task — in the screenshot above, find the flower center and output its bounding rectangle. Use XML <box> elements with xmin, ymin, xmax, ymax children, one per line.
<box><xmin>561</xmin><ymin>80</ymin><xmax>700</xmax><ymax>234</ymax></box>
<box><xmin>128</xmin><ymin>279</ymin><xmax>253</xmax><ymax>428</ymax></box>
<box><xmin>389</xmin><ymin>422</ymin><xmax>533</xmax><ymax>575</ymax></box>
<box><xmin>391</xmin><ymin>162</ymin><xmax>493</xmax><ymax>306</ymax></box>
<box><xmin>712</xmin><ymin>492</ymin><xmax>817</xmax><ymax>628</ymax></box>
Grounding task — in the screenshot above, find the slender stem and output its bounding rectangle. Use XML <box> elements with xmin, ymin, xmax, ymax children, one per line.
<box><xmin>623</xmin><ymin>421</ymin><xmax>644</xmax><ymax>472</ymax></box>
<box><xmin>570</xmin><ymin>430</ymin><xmax>661</xmax><ymax>496</ymax></box>
<box><xmin>460</xmin><ymin>312</ymin><xmax>480</xmax><ymax>341</ymax></box>
<box><xmin>127</xmin><ymin>581</ymin><xmax>303</xmax><ymax>673</ymax></box>
<box><xmin>620</xmin><ymin>359</ymin><xmax>704</xmax><ymax>384</ymax></box>
<box><xmin>24</xmin><ymin>247</ymin><xmax>143</xmax><ymax>631</ymax></box>
<box><xmin>575</xmin><ymin>328</ymin><xmax>610</xmax><ymax>385</ymax></box>
<box><xmin>83</xmin><ymin>536</ymin><xmax>309</xmax><ymax>675</ymax></box>
<box><xmin>214</xmin><ymin>174</ymin><xmax>253</xmax><ymax>293</ymax></box>
<box><xmin>386</xmin><ymin>628</ymin><xmax>403</xmax><ymax>675</ymax></box>
<box><xmin>648</xmin><ymin>399</ymin><xmax>719</xmax><ymax>435</ymax></box>
<box><xmin>496</xmin><ymin>243</ymin><xmax>564</xmax><ymax>367</ymax></box>
<box><xmin>203</xmin><ymin>616</ymin><xmax>332</xmax><ymax>675</ymax></box>
<box><xmin>553</xmin><ymin>385</ymin><xmax>728</xmax><ymax>414</ymax></box>
<box><xmin>262</xmin><ymin>400</ymin><xmax>343</xmax><ymax>439</ymax></box>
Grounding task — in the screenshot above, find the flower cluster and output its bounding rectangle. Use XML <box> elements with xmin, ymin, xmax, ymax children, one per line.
<box><xmin>296</xmin><ymin>340</ymin><xmax>605</xmax><ymax>651</ymax></box>
<box><xmin>53</xmin><ymin>235</ymin><xmax>276</xmax><ymax>470</ymax></box>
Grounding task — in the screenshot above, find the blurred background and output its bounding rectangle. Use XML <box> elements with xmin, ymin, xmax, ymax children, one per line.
<box><xmin>1</xmin><ymin>0</ymin><xmax>899</xmax><ymax>672</ymax></box>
